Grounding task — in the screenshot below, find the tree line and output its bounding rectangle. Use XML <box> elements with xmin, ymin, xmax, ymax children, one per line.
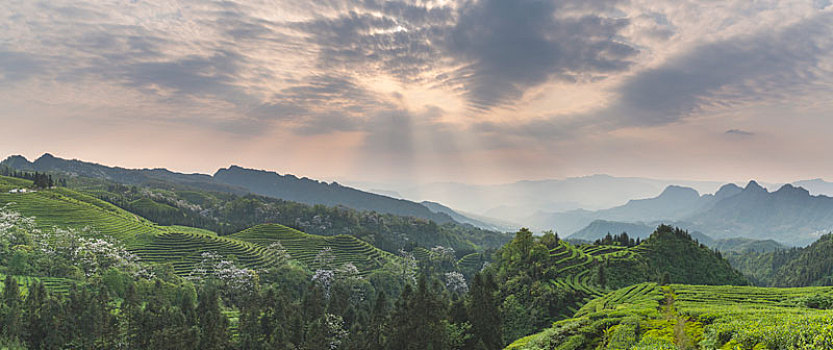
<box><xmin>0</xmin><ymin>168</ymin><xmax>66</xmax><ymax>189</ymax></box>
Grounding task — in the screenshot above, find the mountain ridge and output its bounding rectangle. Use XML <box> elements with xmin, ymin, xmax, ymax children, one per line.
<box><xmin>1</xmin><ymin>154</ymin><xmax>492</xmax><ymax>229</ymax></box>
<box><xmin>555</xmin><ymin>180</ymin><xmax>833</xmax><ymax>246</ymax></box>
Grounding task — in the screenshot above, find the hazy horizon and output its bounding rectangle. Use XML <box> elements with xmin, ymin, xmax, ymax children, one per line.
<box><xmin>1</xmin><ymin>151</ymin><xmax>817</xmax><ymax>190</ymax></box>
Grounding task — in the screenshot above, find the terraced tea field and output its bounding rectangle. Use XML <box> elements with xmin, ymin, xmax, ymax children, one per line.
<box><xmin>229</xmin><ymin>224</ymin><xmax>395</xmax><ymax>274</ymax></box>
<box><xmin>130</xmin><ymin>231</ymin><xmax>285</xmax><ymax>275</ymax></box>
<box><xmin>0</xmin><ymin>177</ymin><xmax>396</xmax><ymax>279</ymax></box>
<box><xmin>0</xmin><ymin>273</ymin><xmax>77</xmax><ymax>296</ymax></box>
<box><xmin>507</xmin><ymin>282</ymin><xmax>833</xmax><ymax>349</ymax></box>
<box><xmin>457</xmin><ymin>252</ymin><xmax>486</xmax><ymax>274</ymax></box>
<box><xmin>0</xmin><ymin>180</ymin><xmax>161</xmax><ymax>245</ymax></box>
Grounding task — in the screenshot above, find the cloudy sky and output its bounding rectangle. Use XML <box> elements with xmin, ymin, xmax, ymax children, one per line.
<box><xmin>1</xmin><ymin>0</ymin><xmax>832</xmax><ymax>185</ymax></box>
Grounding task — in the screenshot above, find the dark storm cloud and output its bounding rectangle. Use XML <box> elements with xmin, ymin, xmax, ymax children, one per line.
<box><xmin>6</xmin><ymin>0</ymin><xmax>831</xmax><ymax>144</ymax></box>
<box><xmin>4</xmin><ymin>1</ymin><xmax>278</xmax><ymax>108</ymax></box>
<box><xmin>476</xmin><ymin>10</ymin><xmax>833</xmax><ymax>144</ymax></box>
<box><xmin>295</xmin><ymin>0</ymin><xmax>636</xmax><ymax>110</ymax></box>
<box><xmin>122</xmin><ymin>51</ymin><xmax>244</xmax><ymax>97</ymax></box>
<box><xmin>612</xmin><ymin>12</ymin><xmax>833</xmax><ymax>127</ymax></box>
<box><xmin>444</xmin><ymin>0</ymin><xmax>636</xmax><ymax>110</ymax></box>
<box><xmin>297</xmin><ymin>6</ymin><xmax>453</xmax><ymax>81</ymax></box>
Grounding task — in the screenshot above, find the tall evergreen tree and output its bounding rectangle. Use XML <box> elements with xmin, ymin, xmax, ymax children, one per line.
<box><xmin>1</xmin><ymin>276</ymin><xmax>23</xmax><ymax>340</ymax></box>
<box><xmin>24</xmin><ymin>282</ymin><xmax>47</xmax><ymax>349</ymax></box>
<box><xmin>122</xmin><ymin>282</ymin><xmax>141</xmax><ymax>349</ymax></box>
<box><xmin>197</xmin><ymin>284</ymin><xmax>228</xmax><ymax>350</ymax></box>
<box><xmin>387</xmin><ymin>275</ymin><xmax>449</xmax><ymax>350</ymax></box>
<box><xmin>366</xmin><ymin>291</ymin><xmax>388</xmax><ymax>350</ymax></box>
<box><xmin>467</xmin><ymin>273</ymin><xmax>503</xmax><ymax>349</ymax></box>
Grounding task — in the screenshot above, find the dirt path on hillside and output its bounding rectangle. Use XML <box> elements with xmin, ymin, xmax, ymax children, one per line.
<box><xmin>661</xmin><ymin>286</ymin><xmax>695</xmax><ymax>349</ymax></box>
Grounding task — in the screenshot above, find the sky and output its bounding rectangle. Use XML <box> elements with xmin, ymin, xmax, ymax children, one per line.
<box><xmin>1</xmin><ymin>0</ymin><xmax>832</xmax><ymax>186</ymax></box>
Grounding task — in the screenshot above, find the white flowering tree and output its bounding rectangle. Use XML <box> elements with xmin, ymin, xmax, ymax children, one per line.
<box><xmin>312</xmin><ymin>268</ymin><xmax>335</xmax><ymax>300</ymax></box>
<box><xmin>0</xmin><ymin>203</ymin><xmax>37</xmax><ymax>247</ymax></box>
<box><xmin>314</xmin><ymin>247</ymin><xmax>336</xmax><ymax>269</ymax></box>
<box><xmin>214</xmin><ymin>259</ymin><xmax>259</xmax><ymax>304</ymax></box>
<box><xmin>336</xmin><ymin>262</ymin><xmax>366</xmax><ymax>304</ymax></box>
<box><xmin>0</xmin><ymin>205</ymin><xmax>147</xmax><ymax>279</ymax></box>
<box><xmin>430</xmin><ymin>245</ymin><xmax>457</xmax><ymax>271</ymax></box>
<box><xmin>189</xmin><ymin>251</ymin><xmax>258</xmax><ymax>305</ymax></box>
<box><xmin>267</xmin><ymin>241</ymin><xmax>291</xmax><ymax>266</ymax></box>
<box><xmin>444</xmin><ymin>271</ymin><xmax>468</xmax><ymax>295</ymax></box>
<box><xmin>188</xmin><ymin>251</ymin><xmax>221</xmax><ymax>281</ymax></box>
<box><xmin>336</xmin><ymin>262</ymin><xmax>360</xmax><ymax>279</ymax></box>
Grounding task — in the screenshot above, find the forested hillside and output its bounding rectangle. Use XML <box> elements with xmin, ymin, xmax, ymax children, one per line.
<box><xmin>0</xmin><ymin>174</ymin><xmax>513</xmax><ymax>349</ymax></box>
<box><xmin>0</xmin><ymin>170</ymin><xmax>511</xmax><ymax>255</ymax></box>
<box><xmin>489</xmin><ymin>225</ymin><xmax>747</xmax><ymax>343</ymax></box>
<box><xmin>727</xmin><ymin>233</ymin><xmax>833</xmax><ymax>287</ymax></box>
<box><xmin>1</xmin><ymin>154</ymin><xmax>492</xmax><ymax>227</ymax></box>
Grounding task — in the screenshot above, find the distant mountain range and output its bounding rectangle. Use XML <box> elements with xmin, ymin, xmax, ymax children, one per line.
<box><xmin>543</xmin><ymin>180</ymin><xmax>833</xmax><ymax>246</ymax></box>
<box><xmin>347</xmin><ymin>175</ymin><xmax>736</xmax><ymax>225</ymax></box>
<box><xmin>793</xmin><ymin>178</ymin><xmax>833</xmax><ymax>196</ymax></box>
<box><xmin>1</xmin><ymin>154</ymin><xmax>496</xmax><ymax>229</ymax></box>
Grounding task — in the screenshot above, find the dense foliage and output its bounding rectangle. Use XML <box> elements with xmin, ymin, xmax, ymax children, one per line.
<box><xmin>593</xmin><ymin>232</ymin><xmax>640</xmax><ymax>247</ymax></box>
<box><xmin>726</xmin><ymin>233</ymin><xmax>833</xmax><ymax>287</ymax></box>
<box><xmin>486</xmin><ymin>225</ymin><xmax>748</xmax><ymax>345</ymax></box>
<box><xmin>70</xmin><ymin>178</ymin><xmax>510</xmax><ymax>254</ymax></box>
<box><xmin>0</xmin><ymin>202</ymin><xmax>511</xmax><ymax>349</ymax></box>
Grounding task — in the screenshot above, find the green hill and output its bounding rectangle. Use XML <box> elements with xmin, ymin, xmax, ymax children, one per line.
<box><xmin>492</xmin><ymin>226</ymin><xmax>747</xmax><ymax>342</ymax></box>
<box><xmin>551</xmin><ymin>225</ymin><xmax>745</xmax><ymax>300</ymax></box>
<box><xmin>624</xmin><ymin>225</ymin><xmax>747</xmax><ymax>286</ymax></box>
<box><xmin>228</xmin><ymin>224</ymin><xmax>395</xmax><ymax>274</ymax></box>
<box><xmin>129</xmin><ymin>231</ymin><xmax>286</xmax><ymax>275</ymax></box>
<box><xmin>727</xmin><ymin>233</ymin><xmax>833</xmax><ymax>287</ymax></box>
<box><xmin>18</xmin><ymin>166</ymin><xmax>511</xmax><ymax>253</ymax></box>
<box><xmin>0</xmin><ymin>176</ymin><xmax>396</xmax><ymax>278</ymax></box>
<box><xmin>0</xmin><ymin>176</ymin><xmax>161</xmax><ymax>245</ymax></box>
<box><xmin>507</xmin><ymin>283</ymin><xmax>833</xmax><ymax>349</ymax></box>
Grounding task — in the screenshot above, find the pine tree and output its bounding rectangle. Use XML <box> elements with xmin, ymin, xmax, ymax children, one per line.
<box><xmin>197</xmin><ymin>284</ymin><xmax>229</xmax><ymax>350</ymax></box>
<box><xmin>366</xmin><ymin>291</ymin><xmax>388</xmax><ymax>350</ymax></box>
<box><xmin>1</xmin><ymin>276</ymin><xmax>23</xmax><ymax>340</ymax></box>
<box><xmin>387</xmin><ymin>275</ymin><xmax>449</xmax><ymax>350</ymax></box>
<box><xmin>660</xmin><ymin>271</ymin><xmax>672</xmax><ymax>286</ymax></box>
<box><xmin>39</xmin><ymin>294</ymin><xmax>67</xmax><ymax>349</ymax></box>
<box><xmin>24</xmin><ymin>281</ymin><xmax>47</xmax><ymax>348</ymax></box>
<box><xmin>597</xmin><ymin>264</ymin><xmax>607</xmax><ymax>288</ymax></box>
<box><xmin>122</xmin><ymin>282</ymin><xmax>141</xmax><ymax>348</ymax></box>
<box><xmin>467</xmin><ymin>273</ymin><xmax>502</xmax><ymax>350</ymax></box>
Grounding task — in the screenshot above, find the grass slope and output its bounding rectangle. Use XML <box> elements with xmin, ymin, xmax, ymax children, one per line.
<box><xmin>527</xmin><ymin>226</ymin><xmax>746</xmax><ymax>322</ymax></box>
<box><xmin>228</xmin><ymin>224</ymin><xmax>395</xmax><ymax>274</ymax></box>
<box><xmin>0</xmin><ymin>176</ymin><xmax>394</xmax><ymax>280</ymax></box>
<box><xmin>130</xmin><ymin>231</ymin><xmax>285</xmax><ymax>275</ymax></box>
<box><xmin>508</xmin><ymin>283</ymin><xmax>833</xmax><ymax>349</ymax></box>
<box><xmin>0</xmin><ymin>177</ymin><xmax>160</xmax><ymax>245</ymax></box>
